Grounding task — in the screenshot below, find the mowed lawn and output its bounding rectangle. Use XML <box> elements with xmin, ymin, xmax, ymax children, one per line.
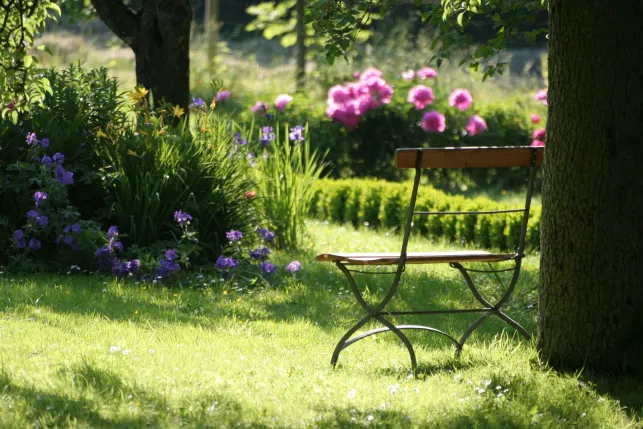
<box><xmin>0</xmin><ymin>223</ymin><xmax>641</xmax><ymax>428</ymax></box>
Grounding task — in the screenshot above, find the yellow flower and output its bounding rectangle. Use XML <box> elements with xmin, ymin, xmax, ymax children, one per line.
<box><xmin>128</xmin><ymin>86</ymin><xmax>149</xmax><ymax>103</ymax></box>
<box><xmin>210</xmin><ymin>98</ymin><xmax>217</xmax><ymax>109</ymax></box>
<box><xmin>172</xmin><ymin>105</ymin><xmax>185</xmax><ymax>118</ymax></box>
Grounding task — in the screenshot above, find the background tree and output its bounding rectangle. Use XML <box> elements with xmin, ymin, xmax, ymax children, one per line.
<box><xmin>89</xmin><ymin>0</ymin><xmax>192</xmax><ymax>108</ymax></box>
<box><xmin>308</xmin><ymin>0</ymin><xmax>643</xmax><ymax>376</ymax></box>
<box><xmin>0</xmin><ymin>1</ymin><xmax>59</xmax><ymax>122</ymax></box>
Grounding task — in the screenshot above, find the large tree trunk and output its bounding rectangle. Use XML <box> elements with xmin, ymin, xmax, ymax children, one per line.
<box><xmin>90</xmin><ymin>0</ymin><xmax>192</xmax><ymax>109</ymax></box>
<box><xmin>538</xmin><ymin>0</ymin><xmax>643</xmax><ymax>375</ymax></box>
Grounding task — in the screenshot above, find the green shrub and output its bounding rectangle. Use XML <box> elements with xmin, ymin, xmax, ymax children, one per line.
<box><xmin>94</xmin><ymin>104</ymin><xmax>259</xmax><ymax>263</ymax></box>
<box><xmin>311</xmin><ymin>178</ymin><xmax>542</xmax><ymax>251</ymax></box>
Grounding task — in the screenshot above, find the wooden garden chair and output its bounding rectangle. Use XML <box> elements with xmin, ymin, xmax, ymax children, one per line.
<box><xmin>315</xmin><ymin>146</ymin><xmax>544</xmax><ymax>371</ymax></box>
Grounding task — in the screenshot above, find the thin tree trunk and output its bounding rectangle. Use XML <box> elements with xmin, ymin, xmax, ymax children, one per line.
<box><xmin>295</xmin><ymin>0</ymin><xmax>306</xmax><ymax>91</ymax></box>
<box><xmin>538</xmin><ymin>0</ymin><xmax>643</xmax><ymax>375</ymax></box>
<box><xmin>204</xmin><ymin>0</ymin><xmax>219</xmax><ymax>71</ymax></box>
<box><xmin>90</xmin><ymin>0</ymin><xmax>192</xmax><ymax>109</ymax></box>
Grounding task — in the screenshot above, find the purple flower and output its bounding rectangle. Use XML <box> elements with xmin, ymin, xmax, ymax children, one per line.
<box><xmin>157</xmin><ymin>259</ymin><xmax>180</xmax><ymax>278</ymax></box>
<box><xmin>34</xmin><ymin>191</ymin><xmax>48</xmax><ymax>207</ymax></box>
<box><xmin>226</xmin><ymin>230</ymin><xmax>243</xmax><ymax>242</ymax></box>
<box><xmin>285</xmin><ymin>260</ymin><xmax>301</xmax><ymax>273</ymax></box>
<box><xmin>26</xmin><ymin>210</ymin><xmax>39</xmax><ymax>220</ymax></box>
<box><xmin>71</xmin><ymin>223</ymin><xmax>81</xmax><ymax>234</ymax></box>
<box><xmin>289</xmin><ymin>125</ymin><xmax>305</xmax><ymax>142</ymax></box>
<box><xmin>28</xmin><ymin>238</ymin><xmax>41</xmax><ymax>251</ymax></box>
<box><xmin>174</xmin><ymin>210</ymin><xmax>193</xmax><ymax>226</ymax></box>
<box><xmin>258</xmin><ymin>228</ymin><xmax>275</xmax><ymax>242</ymax></box>
<box><xmin>250</xmin><ymin>101</ymin><xmax>269</xmax><ymax>114</ymax></box>
<box><xmin>13</xmin><ymin>230</ymin><xmax>26</xmax><ymax>249</ymax></box>
<box><xmin>250</xmin><ymin>246</ymin><xmax>270</xmax><ymax>260</ymax></box>
<box><xmin>26</xmin><ymin>132</ymin><xmax>38</xmax><ymax>145</ymax></box>
<box><xmin>216</xmin><ymin>90</ymin><xmax>231</xmax><ymax>101</ymax></box>
<box><xmin>107</xmin><ymin>226</ymin><xmax>119</xmax><ymax>239</ymax></box>
<box><xmin>63</xmin><ymin>235</ymin><xmax>75</xmax><ymax>245</ymax></box>
<box><xmin>165</xmin><ymin>249</ymin><xmax>178</xmax><ymax>261</ymax></box>
<box><xmin>215</xmin><ymin>255</ymin><xmax>239</xmax><ymax>270</ymax></box>
<box><xmin>111</xmin><ymin>241</ymin><xmax>123</xmax><ymax>252</ymax></box>
<box><xmin>190</xmin><ymin>97</ymin><xmax>206</xmax><ymax>109</ymax></box>
<box><xmin>52</xmin><ymin>153</ymin><xmax>65</xmax><ymax>164</ymax></box>
<box><xmin>127</xmin><ymin>259</ymin><xmax>141</xmax><ymax>273</ymax></box>
<box><xmin>41</xmin><ymin>155</ymin><xmax>53</xmax><ymax>165</ymax></box>
<box><xmin>234</xmin><ymin>132</ymin><xmax>247</xmax><ymax>146</ymax></box>
<box><xmin>55</xmin><ymin>164</ymin><xmax>74</xmax><ymax>185</ymax></box>
<box><xmin>260</xmin><ymin>127</ymin><xmax>275</xmax><ymax>146</ymax></box>
<box><xmin>37</xmin><ymin>216</ymin><xmax>48</xmax><ymax>228</ymax></box>
<box><xmin>39</xmin><ymin>138</ymin><xmax>50</xmax><ymax>148</ymax></box>
<box><xmin>261</xmin><ymin>261</ymin><xmax>277</xmax><ymax>277</ymax></box>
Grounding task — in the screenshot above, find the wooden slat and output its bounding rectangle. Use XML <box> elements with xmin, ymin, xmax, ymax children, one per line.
<box><xmin>394</xmin><ymin>147</ymin><xmax>544</xmax><ymax>169</ymax></box>
<box><xmin>315</xmin><ymin>251</ymin><xmax>517</xmax><ymax>265</ymax></box>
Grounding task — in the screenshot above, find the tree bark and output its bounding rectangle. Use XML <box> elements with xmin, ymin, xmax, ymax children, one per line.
<box><xmin>90</xmin><ymin>0</ymin><xmax>192</xmax><ymax>109</ymax></box>
<box><xmin>538</xmin><ymin>0</ymin><xmax>643</xmax><ymax>375</ymax></box>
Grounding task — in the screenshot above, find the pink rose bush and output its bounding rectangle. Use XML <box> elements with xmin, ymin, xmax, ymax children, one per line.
<box><xmin>449</xmin><ymin>89</ymin><xmax>473</xmax><ymax>111</ymax></box>
<box><xmin>465</xmin><ymin>115</ymin><xmax>487</xmax><ymax>136</ymax></box>
<box><xmin>274</xmin><ymin>94</ymin><xmax>293</xmax><ymax>112</ymax></box>
<box><xmin>417</xmin><ymin>67</ymin><xmax>437</xmax><ymax>79</ymax></box>
<box><xmin>421</xmin><ymin>111</ymin><xmax>446</xmax><ymax>132</ymax></box>
<box><xmin>534</xmin><ymin>89</ymin><xmax>548</xmax><ymax>106</ymax></box>
<box><xmin>407</xmin><ymin>85</ymin><xmax>434</xmax><ymax>109</ymax></box>
<box><xmin>325</xmin><ymin>67</ymin><xmax>394</xmax><ymax>129</ymax></box>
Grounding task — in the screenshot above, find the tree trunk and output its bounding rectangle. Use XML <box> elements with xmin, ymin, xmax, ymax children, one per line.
<box><xmin>538</xmin><ymin>0</ymin><xmax>643</xmax><ymax>375</ymax></box>
<box><xmin>90</xmin><ymin>0</ymin><xmax>192</xmax><ymax>109</ymax></box>
<box><xmin>204</xmin><ymin>0</ymin><xmax>219</xmax><ymax>71</ymax></box>
<box><xmin>295</xmin><ymin>0</ymin><xmax>306</xmax><ymax>91</ymax></box>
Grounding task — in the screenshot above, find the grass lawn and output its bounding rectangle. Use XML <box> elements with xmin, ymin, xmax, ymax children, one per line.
<box><xmin>0</xmin><ymin>222</ymin><xmax>641</xmax><ymax>428</ymax></box>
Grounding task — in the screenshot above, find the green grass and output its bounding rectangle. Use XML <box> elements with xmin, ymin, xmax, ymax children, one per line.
<box><xmin>0</xmin><ymin>222</ymin><xmax>641</xmax><ymax>428</ymax></box>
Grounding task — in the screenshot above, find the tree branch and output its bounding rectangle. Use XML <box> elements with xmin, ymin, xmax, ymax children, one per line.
<box><xmin>90</xmin><ymin>0</ymin><xmax>140</xmax><ymax>48</ymax></box>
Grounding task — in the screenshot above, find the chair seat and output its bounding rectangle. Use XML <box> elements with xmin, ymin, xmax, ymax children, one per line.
<box><xmin>315</xmin><ymin>251</ymin><xmax>517</xmax><ymax>265</ymax></box>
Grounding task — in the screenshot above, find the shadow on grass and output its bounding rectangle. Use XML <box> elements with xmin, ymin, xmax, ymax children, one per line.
<box><xmin>582</xmin><ymin>373</ymin><xmax>643</xmax><ymax>421</ymax></box>
<box><xmin>0</xmin><ymin>363</ymin><xmax>265</xmax><ymax>428</ymax></box>
<box><xmin>0</xmin><ymin>251</ymin><xmax>539</xmax><ymax>346</ymax></box>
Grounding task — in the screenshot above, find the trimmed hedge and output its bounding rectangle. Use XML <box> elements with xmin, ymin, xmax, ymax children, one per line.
<box><xmin>311</xmin><ymin>179</ymin><xmax>541</xmax><ymax>251</ymax></box>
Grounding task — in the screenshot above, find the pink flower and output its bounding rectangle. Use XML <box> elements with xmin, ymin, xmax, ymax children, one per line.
<box><xmin>407</xmin><ymin>85</ymin><xmax>434</xmax><ymax>109</ymax></box>
<box><xmin>448</xmin><ymin>88</ymin><xmax>473</xmax><ymax>111</ymax></box>
<box><xmin>274</xmin><ymin>94</ymin><xmax>293</xmax><ymax>112</ymax></box>
<box><xmin>401</xmin><ymin>70</ymin><xmax>415</xmax><ymax>81</ymax></box>
<box><xmin>465</xmin><ymin>115</ymin><xmax>487</xmax><ymax>136</ymax></box>
<box><xmin>530</xmin><ymin>113</ymin><xmax>540</xmax><ymax>124</ymax></box>
<box><xmin>359</xmin><ymin>67</ymin><xmax>382</xmax><ymax>81</ymax></box>
<box><xmin>534</xmin><ymin>89</ymin><xmax>548</xmax><ymax>106</ymax></box>
<box><xmin>417</xmin><ymin>67</ymin><xmax>437</xmax><ymax>79</ymax></box>
<box><xmin>216</xmin><ymin>90</ymin><xmax>231</xmax><ymax>101</ymax></box>
<box><xmin>328</xmin><ymin>85</ymin><xmax>351</xmax><ymax>104</ymax></box>
<box><xmin>363</xmin><ymin>77</ymin><xmax>394</xmax><ymax>104</ymax></box>
<box><xmin>251</xmin><ymin>101</ymin><xmax>269</xmax><ymax>113</ymax></box>
<box><xmin>530</xmin><ymin>139</ymin><xmax>545</xmax><ymax>147</ymax></box>
<box><xmin>532</xmin><ymin>128</ymin><xmax>546</xmax><ymax>140</ymax></box>
<box><xmin>421</xmin><ymin>111</ymin><xmax>446</xmax><ymax>133</ymax></box>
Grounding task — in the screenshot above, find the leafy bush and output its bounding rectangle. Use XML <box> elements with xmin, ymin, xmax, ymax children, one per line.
<box><xmin>11</xmin><ymin>64</ymin><xmax>121</xmax><ymax>219</ymax></box>
<box><xmin>94</xmin><ymin>97</ymin><xmax>259</xmax><ymax>264</ymax></box>
<box><xmin>311</xmin><ymin>178</ymin><xmax>541</xmax><ymax>251</ymax></box>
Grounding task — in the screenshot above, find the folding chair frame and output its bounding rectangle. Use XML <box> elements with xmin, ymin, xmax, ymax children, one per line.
<box><xmin>325</xmin><ymin>147</ymin><xmax>541</xmax><ymax>371</ymax></box>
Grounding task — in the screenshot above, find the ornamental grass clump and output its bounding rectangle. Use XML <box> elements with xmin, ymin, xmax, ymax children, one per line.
<box><xmin>94</xmin><ymin>93</ymin><xmax>258</xmax><ymax>263</ymax></box>
<box><xmin>254</xmin><ymin>123</ymin><xmax>327</xmax><ymax>250</ymax></box>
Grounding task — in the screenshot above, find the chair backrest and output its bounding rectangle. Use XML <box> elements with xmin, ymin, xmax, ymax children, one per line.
<box><xmin>394</xmin><ymin>146</ymin><xmax>543</xmax><ymax>262</ymax></box>
<box><xmin>394</xmin><ymin>146</ymin><xmax>544</xmax><ymax>169</ymax></box>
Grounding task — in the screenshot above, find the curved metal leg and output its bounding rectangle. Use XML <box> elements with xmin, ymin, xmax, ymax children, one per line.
<box><xmin>450</xmin><ymin>260</ymin><xmax>531</xmax><ymax>356</ymax></box>
<box><xmin>333</xmin><ymin>262</ymin><xmax>419</xmax><ymax>369</ymax></box>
